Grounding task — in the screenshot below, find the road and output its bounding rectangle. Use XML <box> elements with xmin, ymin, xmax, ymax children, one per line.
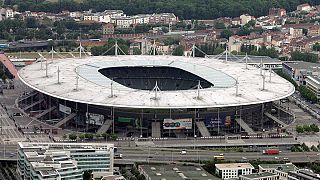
<box><xmin>0</xmin><ymin>144</ymin><xmax>318</xmax><ymax>164</ymax></box>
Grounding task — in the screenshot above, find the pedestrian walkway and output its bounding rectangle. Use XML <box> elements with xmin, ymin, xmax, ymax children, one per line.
<box><xmin>195</xmin><ymin>121</ymin><xmax>211</xmax><ymax>137</ymax></box>
<box><xmin>0</xmin><ymin>54</ymin><xmax>18</xmax><ymax>79</ymax></box>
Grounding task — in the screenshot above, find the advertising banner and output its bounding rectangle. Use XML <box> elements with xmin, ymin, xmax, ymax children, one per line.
<box><xmin>163</xmin><ymin>118</ymin><xmax>192</xmax><ymax>130</ymax></box>
<box><xmin>59</xmin><ymin>104</ymin><xmax>71</xmax><ymax>115</ymax></box>
<box><xmin>205</xmin><ymin>114</ymin><xmax>233</xmax><ymax>128</ymax></box>
<box><xmin>205</xmin><ymin>117</ymin><xmax>224</xmax><ymax>128</ymax></box>
<box><xmin>86</xmin><ymin>112</ymin><xmax>105</xmax><ymax>126</ymax></box>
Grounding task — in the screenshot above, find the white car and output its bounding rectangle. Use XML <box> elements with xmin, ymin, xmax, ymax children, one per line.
<box><xmin>242</xmin><ymin>157</ymin><xmax>247</xmax><ymax>160</ymax></box>
<box><xmin>275</xmin><ymin>157</ymin><xmax>279</xmax><ymax>159</ymax></box>
<box><xmin>283</xmin><ymin>157</ymin><xmax>288</xmax><ymax>160</ymax></box>
<box><xmin>181</xmin><ymin>150</ymin><xmax>187</xmax><ymax>155</ymax></box>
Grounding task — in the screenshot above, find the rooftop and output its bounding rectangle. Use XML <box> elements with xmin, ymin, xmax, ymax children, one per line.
<box><xmin>258</xmin><ymin>163</ymin><xmax>297</xmax><ymax>172</ymax></box>
<box><xmin>18</xmin><ymin>55</ymin><xmax>294</xmax><ymax>109</ymax></box>
<box><xmin>139</xmin><ymin>164</ymin><xmax>219</xmax><ymax>180</ymax></box>
<box><xmin>283</xmin><ymin>61</ymin><xmax>320</xmax><ymax>70</ymax></box>
<box><xmin>215</xmin><ymin>163</ymin><xmax>254</xmax><ymax>169</ymax></box>
<box><xmin>240</xmin><ymin>172</ymin><xmax>278</xmax><ymax>179</ymax></box>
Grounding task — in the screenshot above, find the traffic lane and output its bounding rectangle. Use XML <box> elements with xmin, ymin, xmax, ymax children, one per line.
<box><xmin>121</xmin><ymin>151</ymin><xmax>318</xmax><ymax>161</ymax></box>
<box><xmin>119</xmin><ymin>148</ymin><xmax>318</xmax><ymax>157</ymax></box>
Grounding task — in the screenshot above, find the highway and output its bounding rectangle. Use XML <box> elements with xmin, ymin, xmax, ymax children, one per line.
<box><xmin>1</xmin><ymin>144</ymin><xmax>319</xmax><ymax>164</ymax></box>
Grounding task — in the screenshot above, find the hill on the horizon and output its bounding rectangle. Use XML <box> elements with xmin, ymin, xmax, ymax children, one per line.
<box><xmin>5</xmin><ymin>0</ymin><xmax>320</xmax><ymax>19</ymax></box>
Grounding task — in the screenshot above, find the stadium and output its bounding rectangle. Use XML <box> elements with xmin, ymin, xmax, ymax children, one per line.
<box><xmin>17</xmin><ymin>55</ymin><xmax>295</xmax><ymax>138</ymax></box>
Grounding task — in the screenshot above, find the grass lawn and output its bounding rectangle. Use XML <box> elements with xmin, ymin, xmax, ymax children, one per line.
<box><xmin>6</xmin><ymin>52</ymin><xmax>86</xmax><ymax>59</ymax></box>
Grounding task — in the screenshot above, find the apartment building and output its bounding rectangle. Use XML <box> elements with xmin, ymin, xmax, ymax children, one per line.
<box><xmin>17</xmin><ymin>142</ymin><xmax>114</xmax><ymax>180</ymax></box>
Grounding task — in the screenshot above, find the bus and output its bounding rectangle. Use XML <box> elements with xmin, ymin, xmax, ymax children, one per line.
<box><xmin>213</xmin><ymin>155</ymin><xmax>225</xmax><ymax>160</ymax></box>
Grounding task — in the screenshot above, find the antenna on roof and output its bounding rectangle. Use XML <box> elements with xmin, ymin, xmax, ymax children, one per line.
<box><xmin>45</xmin><ymin>57</ymin><xmax>48</xmax><ymax>77</ymax></box>
<box><xmin>75</xmin><ymin>75</ymin><xmax>79</xmax><ymax>91</ymax></box>
<box><xmin>260</xmin><ymin>58</ymin><xmax>263</xmax><ymax>75</ymax></box>
<box><xmin>245</xmin><ymin>53</ymin><xmax>248</xmax><ymax>69</ymax></box>
<box><xmin>195</xmin><ymin>80</ymin><xmax>203</xmax><ymax>100</ymax></box>
<box><xmin>57</xmin><ymin>66</ymin><xmax>60</xmax><ymax>84</ymax></box>
<box><xmin>262</xmin><ymin>74</ymin><xmax>266</xmax><ymax>91</ymax></box>
<box><xmin>192</xmin><ymin>44</ymin><xmax>195</xmax><ymax>58</ymax></box>
<box><xmin>236</xmin><ymin>77</ymin><xmax>239</xmax><ymax>96</ymax></box>
<box><xmin>224</xmin><ymin>45</ymin><xmax>228</xmax><ymax>63</ymax></box>
<box><xmin>115</xmin><ymin>40</ymin><xmax>118</xmax><ymax>56</ymax></box>
<box><xmin>79</xmin><ymin>41</ymin><xmax>83</xmax><ymax>58</ymax></box>
<box><xmin>51</xmin><ymin>46</ymin><xmax>54</xmax><ymax>63</ymax></box>
<box><xmin>269</xmin><ymin>66</ymin><xmax>272</xmax><ymax>82</ymax></box>
<box><xmin>151</xmin><ymin>81</ymin><xmax>161</xmax><ymax>100</ymax></box>
<box><xmin>153</xmin><ymin>40</ymin><xmax>156</xmax><ymax>56</ymax></box>
<box><xmin>109</xmin><ymin>78</ymin><xmax>117</xmax><ymax>98</ymax></box>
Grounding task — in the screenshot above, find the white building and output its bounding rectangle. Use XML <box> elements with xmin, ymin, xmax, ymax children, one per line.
<box><xmin>215</xmin><ymin>163</ymin><xmax>254</xmax><ymax>179</ymax></box>
<box><xmin>297</xmin><ymin>3</ymin><xmax>312</xmax><ymax>12</ymax></box>
<box><xmin>17</xmin><ymin>142</ymin><xmax>114</xmax><ymax>180</ymax></box>
<box><xmin>240</xmin><ymin>172</ymin><xmax>279</xmax><ymax>180</ymax></box>
<box><xmin>5</xmin><ymin>8</ymin><xmax>14</xmax><ymax>19</ymax></box>
<box><xmin>240</xmin><ymin>14</ymin><xmax>254</xmax><ymax>25</ymax></box>
<box><xmin>83</xmin><ymin>10</ymin><xmax>125</xmax><ymax>23</ymax></box>
<box><xmin>258</xmin><ymin>163</ymin><xmax>298</xmax><ymax>180</ymax></box>
<box><xmin>306</xmin><ymin>76</ymin><xmax>320</xmax><ymax>100</ymax></box>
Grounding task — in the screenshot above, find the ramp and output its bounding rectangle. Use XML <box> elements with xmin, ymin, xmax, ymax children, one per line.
<box><xmin>97</xmin><ymin>120</ymin><xmax>112</xmax><ymax>134</ymax></box>
<box><xmin>34</xmin><ymin>106</ymin><xmax>56</xmax><ymax>119</ymax></box>
<box><xmin>55</xmin><ymin>113</ymin><xmax>76</xmax><ymax>127</ymax></box>
<box><xmin>23</xmin><ymin>99</ymin><xmax>43</xmax><ymax>111</ymax></box>
<box><xmin>264</xmin><ymin>112</ymin><xmax>286</xmax><ymax>127</ymax></box>
<box><xmin>196</xmin><ymin>121</ymin><xmax>211</xmax><ymax>137</ymax></box>
<box><xmin>151</xmin><ymin>122</ymin><xmax>161</xmax><ymax>138</ymax></box>
<box><xmin>19</xmin><ymin>92</ymin><xmax>38</xmax><ymax>102</ymax></box>
<box><xmin>235</xmin><ymin>118</ymin><xmax>255</xmax><ymax>135</ymax></box>
<box><xmin>0</xmin><ymin>54</ymin><xmax>18</xmax><ymax>79</ymax></box>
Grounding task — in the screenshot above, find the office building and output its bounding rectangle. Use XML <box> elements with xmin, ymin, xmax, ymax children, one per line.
<box><xmin>17</xmin><ymin>142</ymin><xmax>114</xmax><ymax>180</ymax></box>
<box><xmin>215</xmin><ymin>163</ymin><xmax>254</xmax><ymax>179</ymax></box>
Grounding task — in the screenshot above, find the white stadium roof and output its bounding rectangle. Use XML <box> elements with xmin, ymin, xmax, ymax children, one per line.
<box><xmin>18</xmin><ymin>55</ymin><xmax>294</xmax><ymax>109</ymax></box>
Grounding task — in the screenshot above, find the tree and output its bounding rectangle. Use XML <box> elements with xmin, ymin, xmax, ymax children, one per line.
<box><xmin>172</xmin><ymin>45</ymin><xmax>184</xmax><ymax>56</ymax></box>
<box><xmin>220</xmin><ymin>29</ymin><xmax>233</xmax><ymax>39</ymax></box>
<box><xmin>313</xmin><ymin>42</ymin><xmax>320</xmax><ymax>51</ymax></box>
<box><xmin>68</xmin><ymin>133</ymin><xmax>77</xmax><ymax>140</ymax></box>
<box><xmin>133</xmin><ymin>48</ymin><xmax>142</xmax><ymax>55</ymax></box>
<box><xmin>131</xmin><ymin>166</ymin><xmax>140</xmax><ymax>176</ymax></box>
<box><xmin>310</xmin><ymin>124</ymin><xmax>320</xmax><ymax>132</ymax></box>
<box><xmin>85</xmin><ymin>133</ymin><xmax>94</xmax><ymax>140</ymax></box>
<box><xmin>78</xmin><ymin>134</ymin><xmax>85</xmax><ymax>140</ymax></box>
<box><xmin>215</xmin><ymin>23</ymin><xmax>226</xmax><ymax>29</ymax></box>
<box><xmin>296</xmin><ymin>125</ymin><xmax>304</xmax><ymax>133</ymax></box>
<box><xmin>303</xmin><ymin>124</ymin><xmax>312</xmax><ymax>133</ymax></box>
<box><xmin>299</xmin><ymin>85</ymin><xmax>317</xmax><ymax>103</ymax></box>
<box><xmin>110</xmin><ymin>133</ymin><xmax>118</xmax><ymax>141</ymax></box>
<box><xmin>291</xmin><ymin>51</ymin><xmax>318</xmax><ymax>63</ymax></box>
<box><xmin>136</xmin><ymin>174</ymin><xmax>146</xmax><ymax>180</ymax></box>
<box><xmin>83</xmin><ymin>170</ymin><xmax>92</xmax><ymax>180</ymax></box>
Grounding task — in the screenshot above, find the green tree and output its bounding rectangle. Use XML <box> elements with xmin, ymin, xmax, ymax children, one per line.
<box><xmin>303</xmin><ymin>124</ymin><xmax>312</xmax><ymax>133</ymax></box>
<box><xmin>78</xmin><ymin>134</ymin><xmax>85</xmax><ymax>140</ymax></box>
<box><xmin>83</xmin><ymin>170</ymin><xmax>92</xmax><ymax>180</ymax></box>
<box><xmin>85</xmin><ymin>133</ymin><xmax>94</xmax><ymax>140</ymax></box>
<box><xmin>310</xmin><ymin>124</ymin><xmax>320</xmax><ymax>132</ymax></box>
<box><xmin>313</xmin><ymin>42</ymin><xmax>320</xmax><ymax>51</ymax></box>
<box><xmin>172</xmin><ymin>45</ymin><xmax>184</xmax><ymax>56</ymax></box>
<box><xmin>291</xmin><ymin>51</ymin><xmax>318</xmax><ymax>63</ymax></box>
<box><xmin>68</xmin><ymin>133</ymin><xmax>77</xmax><ymax>140</ymax></box>
<box><xmin>296</xmin><ymin>125</ymin><xmax>304</xmax><ymax>133</ymax></box>
<box><xmin>133</xmin><ymin>48</ymin><xmax>142</xmax><ymax>55</ymax></box>
<box><xmin>215</xmin><ymin>23</ymin><xmax>226</xmax><ymax>29</ymax></box>
<box><xmin>299</xmin><ymin>85</ymin><xmax>317</xmax><ymax>103</ymax></box>
<box><xmin>136</xmin><ymin>174</ymin><xmax>146</xmax><ymax>180</ymax></box>
<box><xmin>220</xmin><ymin>29</ymin><xmax>233</xmax><ymax>39</ymax></box>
